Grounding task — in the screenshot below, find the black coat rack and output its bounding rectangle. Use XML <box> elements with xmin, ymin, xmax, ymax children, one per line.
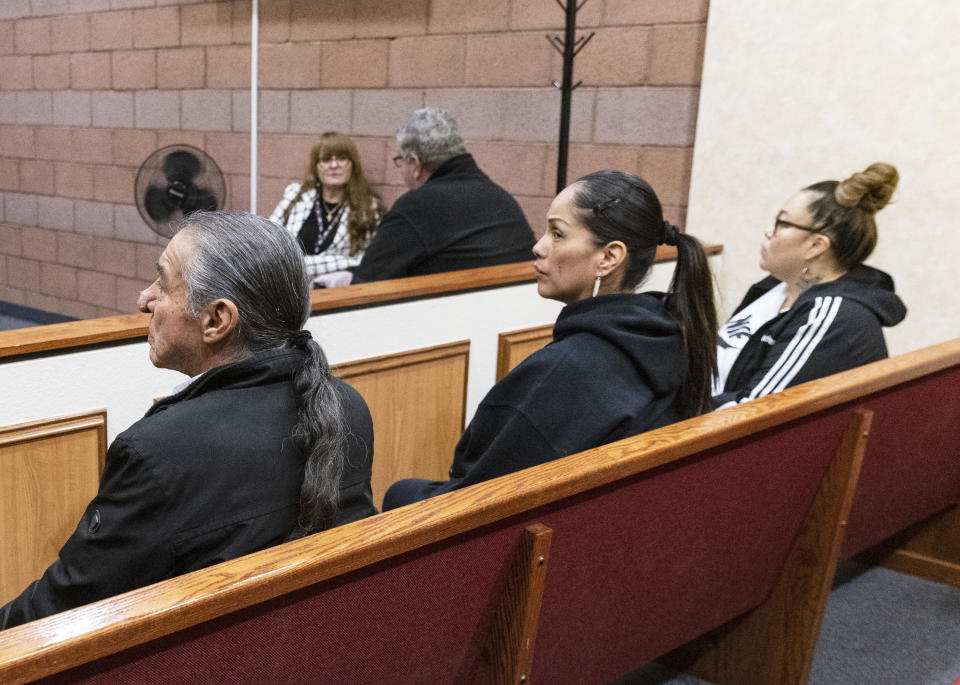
<box><xmin>546</xmin><ymin>0</ymin><xmax>594</xmax><ymax>193</ymax></box>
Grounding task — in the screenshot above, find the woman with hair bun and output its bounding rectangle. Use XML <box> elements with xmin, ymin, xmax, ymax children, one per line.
<box><xmin>269</xmin><ymin>131</ymin><xmax>384</xmax><ymax>286</ymax></box>
<box><xmin>714</xmin><ymin>162</ymin><xmax>907</xmax><ymax>407</ymax></box>
<box><xmin>383</xmin><ymin>170</ymin><xmax>718</xmax><ymax>509</ymax></box>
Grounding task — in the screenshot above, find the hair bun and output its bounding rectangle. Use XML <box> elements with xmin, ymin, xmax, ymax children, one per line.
<box><xmin>835</xmin><ymin>162</ymin><xmax>898</xmax><ymax>214</ymax></box>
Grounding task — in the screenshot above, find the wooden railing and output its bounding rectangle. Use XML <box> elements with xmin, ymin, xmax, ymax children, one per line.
<box><xmin>0</xmin><ymin>246</ymin><xmax>718</xmax><ymax>360</ymax></box>
<box><xmin>0</xmin><ymin>261</ymin><xmax>532</xmax><ymax>358</ymax></box>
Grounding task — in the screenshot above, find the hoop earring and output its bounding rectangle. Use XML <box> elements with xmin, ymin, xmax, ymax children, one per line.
<box><xmin>592</xmin><ymin>275</ymin><xmax>602</xmax><ymax>298</ymax></box>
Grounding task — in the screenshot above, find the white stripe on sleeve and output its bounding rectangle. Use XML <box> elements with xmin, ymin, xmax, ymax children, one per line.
<box><xmin>746</xmin><ymin>296</ymin><xmax>842</xmax><ymax>399</ymax></box>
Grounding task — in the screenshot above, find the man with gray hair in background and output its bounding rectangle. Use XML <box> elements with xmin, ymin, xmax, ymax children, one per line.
<box><xmin>1</xmin><ymin>211</ymin><xmax>377</xmax><ymax>630</ymax></box>
<box><xmin>351</xmin><ymin>107</ymin><xmax>535</xmax><ymax>283</ymax></box>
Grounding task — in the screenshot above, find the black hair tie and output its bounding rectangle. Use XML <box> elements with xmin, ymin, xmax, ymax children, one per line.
<box><xmin>288</xmin><ymin>330</ymin><xmax>313</xmax><ymax>349</ymax></box>
<box><xmin>592</xmin><ymin>197</ymin><xmax>621</xmax><ymax>217</ymax></box>
<box><xmin>660</xmin><ymin>220</ymin><xmax>681</xmax><ymax>247</ymax></box>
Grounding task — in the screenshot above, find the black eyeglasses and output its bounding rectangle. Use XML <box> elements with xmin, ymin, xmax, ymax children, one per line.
<box><xmin>318</xmin><ymin>154</ymin><xmax>351</xmax><ymax>167</ymax></box>
<box><xmin>771</xmin><ymin>215</ymin><xmax>820</xmax><ymax>236</ymax></box>
<box><xmin>392</xmin><ymin>154</ymin><xmax>409</xmax><ymax>168</ymax></box>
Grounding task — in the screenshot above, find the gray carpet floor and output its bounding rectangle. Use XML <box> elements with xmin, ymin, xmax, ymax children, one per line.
<box><xmin>809</xmin><ymin>562</ymin><xmax>960</xmax><ymax>685</ymax></box>
<box><xmin>0</xmin><ymin>299</ymin><xmax>76</xmax><ymax>331</ymax></box>
<box><xmin>0</xmin><ymin>312</ymin><xmax>37</xmax><ymax>331</ymax></box>
<box><xmin>612</xmin><ymin>562</ymin><xmax>960</xmax><ymax>685</ymax></box>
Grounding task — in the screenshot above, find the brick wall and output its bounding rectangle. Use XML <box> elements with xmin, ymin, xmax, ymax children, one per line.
<box><xmin>0</xmin><ymin>0</ymin><xmax>707</xmax><ymax>319</ymax></box>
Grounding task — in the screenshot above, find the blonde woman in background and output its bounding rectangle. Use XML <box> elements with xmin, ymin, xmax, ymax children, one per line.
<box><xmin>714</xmin><ymin>162</ymin><xmax>906</xmax><ymax>407</ymax></box>
<box><xmin>270</xmin><ymin>131</ymin><xmax>384</xmax><ymax>287</ymax></box>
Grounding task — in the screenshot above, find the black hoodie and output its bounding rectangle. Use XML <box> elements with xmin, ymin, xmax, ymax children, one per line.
<box><xmin>715</xmin><ymin>265</ymin><xmax>907</xmax><ymax>407</ymax></box>
<box><xmin>382</xmin><ymin>293</ymin><xmax>687</xmax><ymax>508</ymax></box>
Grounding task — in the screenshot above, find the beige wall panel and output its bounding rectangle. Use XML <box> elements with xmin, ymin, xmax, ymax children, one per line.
<box><xmin>0</xmin><ymin>410</ymin><xmax>105</xmax><ymax>605</ymax></box>
<box><xmin>689</xmin><ymin>0</ymin><xmax>960</xmax><ymax>354</ymax></box>
<box><xmin>334</xmin><ymin>342</ymin><xmax>468</xmax><ymax>508</ymax></box>
<box><xmin>496</xmin><ymin>324</ymin><xmax>554</xmax><ymax>381</ymax></box>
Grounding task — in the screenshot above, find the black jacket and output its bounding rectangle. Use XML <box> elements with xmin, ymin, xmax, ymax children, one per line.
<box><xmin>383</xmin><ymin>294</ymin><xmax>687</xmax><ymax>508</ymax></box>
<box><xmin>1</xmin><ymin>349</ymin><xmax>376</xmax><ymax>630</ymax></box>
<box><xmin>715</xmin><ymin>265</ymin><xmax>907</xmax><ymax>406</ymax></box>
<box><xmin>352</xmin><ymin>153</ymin><xmax>534</xmax><ymax>282</ymax></box>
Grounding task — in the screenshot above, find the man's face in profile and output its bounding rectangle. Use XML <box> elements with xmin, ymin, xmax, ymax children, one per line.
<box><xmin>137</xmin><ymin>231</ymin><xmax>206</xmax><ymax>376</ymax></box>
<box><xmin>396</xmin><ymin>151</ymin><xmax>425</xmax><ymax>191</ymax></box>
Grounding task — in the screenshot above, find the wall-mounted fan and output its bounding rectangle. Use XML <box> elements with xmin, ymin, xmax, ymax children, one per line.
<box><xmin>134</xmin><ymin>144</ymin><xmax>226</xmax><ymax>238</ymax></box>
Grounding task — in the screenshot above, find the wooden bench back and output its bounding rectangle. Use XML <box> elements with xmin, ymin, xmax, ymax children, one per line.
<box><xmin>841</xmin><ymin>362</ymin><xmax>960</xmax><ymax>562</ymax></box>
<box><xmin>4</xmin><ymin>391</ymin><xmax>865</xmax><ymax>684</ymax></box>
<box><xmin>41</xmin><ymin>408</ymin><xmax>861</xmax><ymax>685</ymax></box>
<box><xmin>529</xmin><ymin>408</ymin><xmax>863</xmax><ymax>684</ymax></box>
<box><xmin>2</xmin><ymin>336</ymin><xmax>958</xmax><ymax>684</ymax></box>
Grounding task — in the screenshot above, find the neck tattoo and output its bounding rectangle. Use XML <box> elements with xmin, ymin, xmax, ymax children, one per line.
<box><xmin>798</xmin><ymin>270</ymin><xmax>822</xmax><ymax>291</ymax></box>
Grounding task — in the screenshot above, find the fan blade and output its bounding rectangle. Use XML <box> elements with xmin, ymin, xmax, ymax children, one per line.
<box><xmin>162</xmin><ymin>150</ymin><xmax>203</xmax><ymax>184</ymax></box>
<box><xmin>144</xmin><ymin>185</ymin><xmax>179</xmax><ymax>222</ymax></box>
<box><xmin>181</xmin><ymin>187</ymin><xmax>219</xmax><ymax>213</ymax></box>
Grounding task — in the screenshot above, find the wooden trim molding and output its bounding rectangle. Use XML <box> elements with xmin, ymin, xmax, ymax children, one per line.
<box><xmin>0</xmin><ymin>314</ymin><xmax>150</xmax><ymax>361</ymax></box>
<box><xmin>0</xmin><ymin>246</ymin><xmax>721</xmax><ymax>360</ymax></box>
<box><xmin>0</xmin><ymin>409</ymin><xmax>108</xmax><ymax>473</ymax></box>
<box><xmin>496</xmin><ymin>324</ymin><xmax>554</xmax><ymax>381</ymax></box>
<box><xmin>0</xmin><ymin>410</ymin><xmax>107</xmax><ymax>606</ymax></box>
<box><xmin>333</xmin><ymin>341</ymin><xmax>470</xmax><ymax>505</ymax></box>
<box><xmin>333</xmin><ymin>340</ymin><xmax>470</xmax><ymax>379</ymax></box>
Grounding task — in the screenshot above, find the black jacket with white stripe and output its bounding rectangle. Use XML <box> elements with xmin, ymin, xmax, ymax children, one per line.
<box><xmin>714</xmin><ymin>265</ymin><xmax>906</xmax><ymax>407</ymax></box>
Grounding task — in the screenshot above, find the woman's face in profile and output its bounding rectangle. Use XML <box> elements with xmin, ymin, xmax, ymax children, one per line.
<box><xmin>760</xmin><ymin>190</ymin><xmax>819</xmax><ymax>281</ymax></box>
<box><xmin>316</xmin><ymin>152</ymin><xmax>353</xmax><ymax>190</ymax></box>
<box><xmin>534</xmin><ymin>184</ymin><xmax>605</xmax><ymax>305</ymax></box>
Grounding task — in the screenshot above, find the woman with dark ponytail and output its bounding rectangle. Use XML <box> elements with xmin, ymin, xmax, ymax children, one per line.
<box><xmin>714</xmin><ymin>162</ymin><xmax>906</xmax><ymax>407</ymax></box>
<box><xmin>383</xmin><ymin>170</ymin><xmax>718</xmax><ymax>510</ymax></box>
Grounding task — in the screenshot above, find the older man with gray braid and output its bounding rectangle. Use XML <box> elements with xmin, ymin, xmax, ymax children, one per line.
<box><xmin>1</xmin><ymin>211</ymin><xmax>377</xmax><ymax>631</ymax></box>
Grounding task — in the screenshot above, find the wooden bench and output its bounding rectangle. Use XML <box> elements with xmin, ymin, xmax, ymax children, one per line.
<box><xmin>497</xmin><ymin>328</ymin><xmax>960</xmax><ymax>588</ymax></box>
<box><xmin>1</xmin><ymin>337</ymin><xmax>958</xmax><ymax>684</ymax></box>
<box><xmin>0</xmin><ymin>378</ymin><xmax>871</xmax><ymax>684</ymax></box>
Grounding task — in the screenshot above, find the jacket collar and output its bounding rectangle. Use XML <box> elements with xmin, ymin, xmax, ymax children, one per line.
<box><xmin>424</xmin><ymin>153</ymin><xmax>481</xmax><ymax>184</ymax></box>
<box><xmin>148</xmin><ymin>348</ymin><xmax>304</xmax><ymax>416</ymax></box>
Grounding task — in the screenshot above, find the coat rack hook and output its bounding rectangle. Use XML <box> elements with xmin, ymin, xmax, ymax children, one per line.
<box><xmin>553</xmin><ymin>0</ymin><xmax>593</xmax><ymax>192</ymax></box>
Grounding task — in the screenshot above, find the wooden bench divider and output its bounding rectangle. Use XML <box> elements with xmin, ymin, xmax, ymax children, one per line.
<box><xmin>476</xmin><ymin>523</ymin><xmax>553</xmax><ymax>685</ymax></box>
<box><xmin>496</xmin><ymin>324</ymin><xmax>553</xmax><ymax>381</ymax></box>
<box><xmin>666</xmin><ymin>409</ymin><xmax>872</xmax><ymax>685</ymax></box>
<box><xmin>863</xmin><ymin>506</ymin><xmax>960</xmax><ymax>588</ymax></box>
<box><xmin>0</xmin><ymin>336</ymin><xmax>958</xmax><ymax>684</ymax></box>
<box><xmin>0</xmin><ymin>411</ymin><xmax>107</xmax><ymax>605</ymax></box>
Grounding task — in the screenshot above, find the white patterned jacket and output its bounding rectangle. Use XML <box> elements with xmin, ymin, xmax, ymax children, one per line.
<box><xmin>269</xmin><ymin>182</ymin><xmax>375</xmax><ymax>278</ymax></box>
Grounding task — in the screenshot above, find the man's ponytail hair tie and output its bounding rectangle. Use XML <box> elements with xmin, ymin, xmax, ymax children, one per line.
<box><xmin>660</xmin><ymin>220</ymin><xmax>681</xmax><ymax>246</ymax></box>
<box><xmin>288</xmin><ymin>330</ymin><xmax>313</xmax><ymax>349</ymax></box>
